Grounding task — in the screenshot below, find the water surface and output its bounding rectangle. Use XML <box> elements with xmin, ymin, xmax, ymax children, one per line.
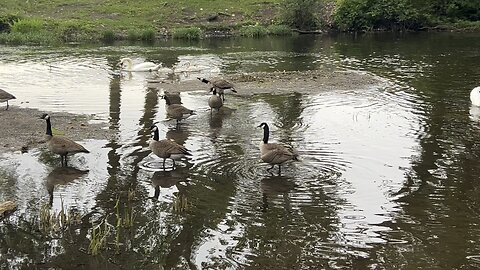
<box><xmin>1</xmin><ymin>33</ymin><xmax>480</xmax><ymax>269</ymax></box>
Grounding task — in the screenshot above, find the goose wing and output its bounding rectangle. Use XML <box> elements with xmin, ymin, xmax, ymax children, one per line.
<box><xmin>168</xmin><ymin>104</ymin><xmax>194</xmax><ymax>115</ymax></box>
<box><xmin>49</xmin><ymin>136</ymin><xmax>89</xmax><ymax>154</ymax></box>
<box><xmin>213</xmin><ymin>79</ymin><xmax>234</xmax><ymax>89</ymax></box>
<box><xmin>0</xmin><ymin>89</ymin><xmax>15</xmax><ymax>100</ymax></box>
<box><xmin>261</xmin><ymin>143</ymin><xmax>296</xmax><ymax>164</ymax></box>
<box><xmin>154</xmin><ymin>139</ymin><xmax>191</xmax><ymax>155</ymax></box>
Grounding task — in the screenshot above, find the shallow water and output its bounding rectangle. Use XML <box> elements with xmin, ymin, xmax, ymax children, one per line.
<box><xmin>1</xmin><ymin>32</ymin><xmax>480</xmax><ymax>269</ymax></box>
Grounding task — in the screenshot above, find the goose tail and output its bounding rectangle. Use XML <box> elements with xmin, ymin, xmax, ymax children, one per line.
<box><xmin>197</xmin><ymin>77</ymin><xmax>210</xmax><ymax>84</ymax></box>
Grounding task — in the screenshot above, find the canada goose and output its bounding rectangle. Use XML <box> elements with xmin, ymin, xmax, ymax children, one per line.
<box><xmin>208</xmin><ymin>88</ymin><xmax>223</xmax><ymax>114</ymax></box>
<box><xmin>116</xmin><ymin>57</ymin><xmax>162</xmax><ymax>72</ymax></box>
<box><xmin>149</xmin><ymin>125</ymin><xmax>192</xmax><ymax>169</ymax></box>
<box><xmin>0</xmin><ymin>88</ymin><xmax>16</xmax><ymax>110</ymax></box>
<box><xmin>197</xmin><ymin>77</ymin><xmax>237</xmax><ymax>101</ymax></box>
<box><xmin>164</xmin><ymin>91</ymin><xmax>182</xmax><ymax>105</ymax></box>
<box><xmin>162</xmin><ymin>95</ymin><xmax>195</xmax><ymax>124</ymax></box>
<box><xmin>40</xmin><ymin>113</ymin><xmax>90</xmax><ymax>167</ymax></box>
<box><xmin>258</xmin><ymin>122</ymin><xmax>298</xmax><ymax>175</ymax></box>
<box><xmin>470</xmin><ymin>86</ymin><xmax>480</xmax><ymax>106</ymax></box>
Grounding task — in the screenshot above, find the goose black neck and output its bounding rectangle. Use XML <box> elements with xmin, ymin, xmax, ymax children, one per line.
<box><xmin>262</xmin><ymin>124</ymin><xmax>269</xmax><ymax>144</ymax></box>
<box><xmin>152</xmin><ymin>128</ymin><xmax>159</xmax><ymax>141</ymax></box>
<box><xmin>201</xmin><ymin>78</ymin><xmax>209</xmax><ymax>84</ymax></box>
<box><xmin>164</xmin><ymin>96</ymin><xmax>171</xmax><ymax>105</ymax></box>
<box><xmin>45</xmin><ymin>118</ymin><xmax>52</xmax><ymax>136</ymax></box>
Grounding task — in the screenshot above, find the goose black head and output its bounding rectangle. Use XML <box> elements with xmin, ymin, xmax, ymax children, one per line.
<box><xmin>258</xmin><ymin>122</ymin><xmax>268</xmax><ymax>128</ymax></box>
<box><xmin>150</xmin><ymin>125</ymin><xmax>158</xmax><ymax>131</ymax></box>
<box><xmin>40</xmin><ymin>113</ymin><xmax>50</xmax><ymax>120</ymax></box>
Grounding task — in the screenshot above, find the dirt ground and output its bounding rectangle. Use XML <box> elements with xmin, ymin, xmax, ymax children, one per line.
<box><xmin>0</xmin><ymin>108</ymin><xmax>111</xmax><ymax>153</ymax></box>
<box><xmin>0</xmin><ymin>69</ymin><xmax>382</xmax><ymax>153</ymax></box>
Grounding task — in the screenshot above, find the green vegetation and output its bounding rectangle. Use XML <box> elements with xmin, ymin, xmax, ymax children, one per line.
<box><xmin>239</xmin><ymin>24</ymin><xmax>268</xmax><ymax>37</ymax></box>
<box><xmin>0</xmin><ymin>0</ymin><xmax>478</xmax><ymax>44</ymax></box>
<box><xmin>172</xmin><ymin>27</ymin><xmax>203</xmax><ymax>40</ymax></box>
<box><xmin>334</xmin><ymin>0</ymin><xmax>480</xmax><ymax>31</ymax></box>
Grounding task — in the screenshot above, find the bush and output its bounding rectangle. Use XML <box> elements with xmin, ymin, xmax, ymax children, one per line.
<box><xmin>0</xmin><ymin>31</ymin><xmax>60</xmax><ymax>45</ymax></box>
<box><xmin>239</xmin><ymin>25</ymin><xmax>268</xmax><ymax>37</ymax></box>
<box><xmin>10</xmin><ymin>18</ymin><xmax>44</xmax><ymax>33</ymax></box>
<box><xmin>0</xmin><ymin>14</ymin><xmax>20</xmax><ymax>32</ymax></box>
<box><xmin>334</xmin><ymin>0</ymin><xmax>423</xmax><ymax>31</ymax></box>
<box><xmin>140</xmin><ymin>28</ymin><xmax>156</xmax><ymax>42</ymax></box>
<box><xmin>172</xmin><ymin>27</ymin><xmax>202</xmax><ymax>40</ymax></box>
<box><xmin>102</xmin><ymin>30</ymin><xmax>116</xmax><ymax>43</ymax></box>
<box><xmin>281</xmin><ymin>0</ymin><xmax>320</xmax><ymax>30</ymax></box>
<box><xmin>267</xmin><ymin>24</ymin><xmax>292</xmax><ymax>35</ymax></box>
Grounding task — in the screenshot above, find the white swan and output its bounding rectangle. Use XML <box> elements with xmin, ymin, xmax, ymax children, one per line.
<box><xmin>470</xmin><ymin>86</ymin><xmax>480</xmax><ymax>106</ymax></box>
<box><xmin>117</xmin><ymin>58</ymin><xmax>162</xmax><ymax>72</ymax></box>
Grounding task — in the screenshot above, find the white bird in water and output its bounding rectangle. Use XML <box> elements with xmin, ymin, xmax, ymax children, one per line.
<box><xmin>117</xmin><ymin>57</ymin><xmax>162</xmax><ymax>72</ymax></box>
<box><xmin>470</xmin><ymin>86</ymin><xmax>480</xmax><ymax>106</ymax></box>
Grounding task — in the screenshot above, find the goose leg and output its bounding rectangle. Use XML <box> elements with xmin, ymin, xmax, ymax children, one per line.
<box><xmin>266</xmin><ymin>165</ymin><xmax>275</xmax><ymax>172</ymax></box>
<box><xmin>278</xmin><ymin>165</ymin><xmax>281</xmax><ymax>175</ymax></box>
<box><xmin>5</xmin><ymin>101</ymin><xmax>8</xmax><ymax>110</ymax></box>
<box><xmin>162</xmin><ymin>158</ymin><xmax>166</xmax><ymax>170</ymax></box>
<box><xmin>64</xmin><ymin>155</ymin><xmax>68</xmax><ymax>167</ymax></box>
<box><xmin>60</xmin><ymin>156</ymin><xmax>64</xmax><ymax>167</ymax></box>
<box><xmin>172</xmin><ymin>159</ymin><xmax>176</xmax><ymax>168</ymax></box>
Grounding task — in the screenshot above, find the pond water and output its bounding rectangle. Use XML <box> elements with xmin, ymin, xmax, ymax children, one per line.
<box><xmin>1</xmin><ymin>32</ymin><xmax>480</xmax><ymax>269</ymax></box>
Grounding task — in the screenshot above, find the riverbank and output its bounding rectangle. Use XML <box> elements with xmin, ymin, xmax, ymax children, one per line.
<box><xmin>0</xmin><ymin>108</ymin><xmax>111</xmax><ymax>153</ymax></box>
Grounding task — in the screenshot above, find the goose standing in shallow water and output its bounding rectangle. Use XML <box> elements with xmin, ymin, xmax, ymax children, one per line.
<box><xmin>470</xmin><ymin>86</ymin><xmax>480</xmax><ymax>106</ymax></box>
<box><xmin>149</xmin><ymin>125</ymin><xmax>191</xmax><ymax>169</ymax></box>
<box><xmin>0</xmin><ymin>88</ymin><xmax>16</xmax><ymax>110</ymax></box>
<box><xmin>162</xmin><ymin>95</ymin><xmax>195</xmax><ymax>125</ymax></box>
<box><xmin>258</xmin><ymin>122</ymin><xmax>298</xmax><ymax>175</ymax></box>
<box><xmin>40</xmin><ymin>114</ymin><xmax>90</xmax><ymax>167</ymax></box>
<box><xmin>208</xmin><ymin>88</ymin><xmax>223</xmax><ymax>114</ymax></box>
<box><xmin>117</xmin><ymin>58</ymin><xmax>162</xmax><ymax>72</ymax></box>
<box><xmin>197</xmin><ymin>77</ymin><xmax>237</xmax><ymax>101</ymax></box>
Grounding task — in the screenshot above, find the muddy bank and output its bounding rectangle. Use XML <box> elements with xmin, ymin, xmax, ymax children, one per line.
<box><xmin>156</xmin><ymin>69</ymin><xmax>384</xmax><ymax>95</ymax></box>
<box><xmin>0</xmin><ymin>108</ymin><xmax>111</xmax><ymax>153</ymax></box>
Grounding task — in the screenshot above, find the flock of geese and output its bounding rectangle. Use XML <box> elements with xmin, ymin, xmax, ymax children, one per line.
<box><xmin>4</xmin><ymin>57</ymin><xmax>477</xmax><ymax>175</ymax></box>
<box><xmin>0</xmin><ymin>58</ymin><xmax>300</xmax><ymax>175</ymax></box>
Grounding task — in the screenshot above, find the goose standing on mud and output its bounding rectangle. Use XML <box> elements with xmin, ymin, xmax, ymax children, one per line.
<box><xmin>470</xmin><ymin>86</ymin><xmax>480</xmax><ymax>106</ymax></box>
<box><xmin>117</xmin><ymin>57</ymin><xmax>162</xmax><ymax>72</ymax></box>
<box><xmin>149</xmin><ymin>125</ymin><xmax>191</xmax><ymax>169</ymax></box>
<box><xmin>40</xmin><ymin>114</ymin><xmax>90</xmax><ymax>167</ymax></box>
<box><xmin>197</xmin><ymin>77</ymin><xmax>237</xmax><ymax>101</ymax></box>
<box><xmin>162</xmin><ymin>95</ymin><xmax>195</xmax><ymax>125</ymax></box>
<box><xmin>258</xmin><ymin>122</ymin><xmax>298</xmax><ymax>175</ymax></box>
<box><xmin>0</xmin><ymin>88</ymin><xmax>16</xmax><ymax>110</ymax></box>
<box><xmin>208</xmin><ymin>88</ymin><xmax>223</xmax><ymax>114</ymax></box>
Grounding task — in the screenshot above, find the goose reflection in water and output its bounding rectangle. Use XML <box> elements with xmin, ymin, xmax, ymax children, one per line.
<box><xmin>45</xmin><ymin>167</ymin><xmax>89</xmax><ymax>206</ymax></box>
<box><xmin>260</xmin><ymin>175</ymin><xmax>295</xmax><ymax>212</ymax></box>
<box><xmin>150</xmin><ymin>169</ymin><xmax>188</xmax><ymax>200</ymax></box>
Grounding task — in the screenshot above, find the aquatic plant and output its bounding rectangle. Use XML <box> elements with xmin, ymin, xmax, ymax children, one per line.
<box><xmin>88</xmin><ymin>218</ymin><xmax>112</xmax><ymax>256</ymax></box>
<box><xmin>39</xmin><ymin>199</ymin><xmax>82</xmax><ymax>236</ymax></box>
<box><xmin>267</xmin><ymin>24</ymin><xmax>292</xmax><ymax>35</ymax></box>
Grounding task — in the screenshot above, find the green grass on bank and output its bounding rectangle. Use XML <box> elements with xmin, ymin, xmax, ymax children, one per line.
<box><xmin>0</xmin><ymin>0</ymin><xmax>289</xmax><ymax>44</ymax></box>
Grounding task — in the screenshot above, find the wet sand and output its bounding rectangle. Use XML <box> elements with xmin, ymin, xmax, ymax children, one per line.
<box><xmin>0</xmin><ymin>69</ymin><xmax>382</xmax><ymax>153</ymax></box>
<box><xmin>156</xmin><ymin>69</ymin><xmax>384</xmax><ymax>95</ymax></box>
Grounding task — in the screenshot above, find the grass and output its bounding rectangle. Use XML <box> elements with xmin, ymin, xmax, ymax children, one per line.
<box><xmin>172</xmin><ymin>27</ymin><xmax>203</xmax><ymax>40</ymax></box>
<box><xmin>0</xmin><ymin>0</ymin><xmax>282</xmax><ymax>44</ymax></box>
<box><xmin>239</xmin><ymin>24</ymin><xmax>268</xmax><ymax>37</ymax></box>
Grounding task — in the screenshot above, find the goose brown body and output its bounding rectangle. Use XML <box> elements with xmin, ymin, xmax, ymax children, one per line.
<box><xmin>208</xmin><ymin>89</ymin><xmax>223</xmax><ymax>112</ymax></box>
<box><xmin>149</xmin><ymin>125</ymin><xmax>191</xmax><ymax>169</ymax></box>
<box><xmin>0</xmin><ymin>88</ymin><xmax>16</xmax><ymax>110</ymax></box>
<box><xmin>197</xmin><ymin>77</ymin><xmax>237</xmax><ymax>101</ymax></box>
<box><xmin>162</xmin><ymin>95</ymin><xmax>194</xmax><ymax>124</ymax></box>
<box><xmin>258</xmin><ymin>122</ymin><xmax>298</xmax><ymax>175</ymax></box>
<box><xmin>41</xmin><ymin>114</ymin><xmax>89</xmax><ymax>166</ymax></box>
